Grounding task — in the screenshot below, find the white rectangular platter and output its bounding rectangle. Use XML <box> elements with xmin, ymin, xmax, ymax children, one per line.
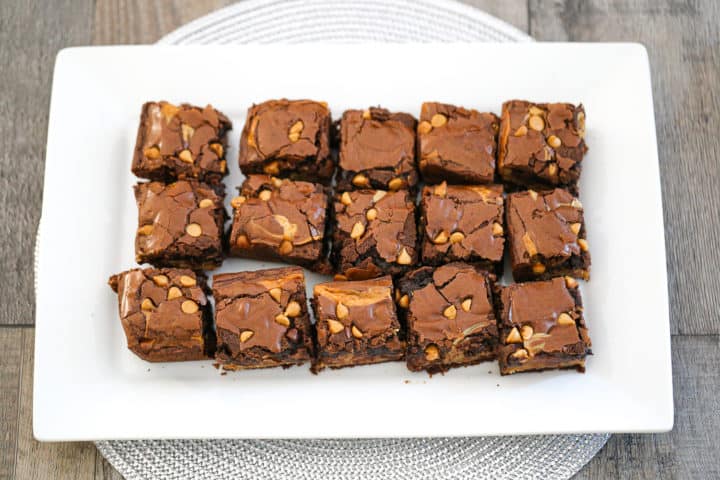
<box><xmin>34</xmin><ymin>44</ymin><xmax>672</xmax><ymax>440</ymax></box>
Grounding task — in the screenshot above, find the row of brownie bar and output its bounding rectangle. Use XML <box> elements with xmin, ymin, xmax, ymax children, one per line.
<box><xmin>108</xmin><ymin>264</ymin><xmax>590</xmax><ymax>375</ymax></box>
<box><xmin>130</xmin><ymin>99</ymin><xmax>590</xmax><ymax>281</ymax></box>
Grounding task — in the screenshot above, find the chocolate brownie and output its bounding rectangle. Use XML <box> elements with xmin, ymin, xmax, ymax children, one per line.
<box><xmin>134</xmin><ymin>180</ymin><xmax>226</xmax><ymax>270</ymax></box>
<box><xmin>420</xmin><ymin>182</ymin><xmax>505</xmax><ymax>272</ymax></box>
<box><xmin>213</xmin><ymin>267</ymin><xmax>314</xmax><ymax>370</ymax></box>
<box><xmin>238</xmin><ymin>99</ymin><xmax>333</xmax><ymax>182</ymax></box>
<box><xmin>417</xmin><ymin>102</ymin><xmax>499</xmax><ymax>184</ymax></box>
<box><xmin>506</xmin><ymin>188</ymin><xmax>590</xmax><ymax>281</ymax></box>
<box><xmin>498</xmin><ymin>100</ymin><xmax>587</xmax><ymax>192</ymax></box>
<box><xmin>337</xmin><ymin>107</ymin><xmax>418</xmax><ymax>191</ymax></box>
<box><xmin>496</xmin><ymin>277</ymin><xmax>591</xmax><ymax>375</ymax></box>
<box><xmin>397</xmin><ymin>263</ymin><xmax>498</xmax><ymax>374</ymax></box>
<box><xmin>132</xmin><ymin>101</ymin><xmax>231</xmax><ymax>184</ymax></box>
<box><xmin>228</xmin><ymin>175</ymin><xmax>330</xmax><ymax>273</ymax></box>
<box><xmin>311</xmin><ymin>276</ymin><xmax>405</xmax><ymax>372</ymax></box>
<box><xmin>332</xmin><ymin>189</ymin><xmax>418</xmax><ymax>280</ymax></box>
<box><xmin>108</xmin><ymin>268</ymin><xmax>215</xmax><ymax>362</ymax></box>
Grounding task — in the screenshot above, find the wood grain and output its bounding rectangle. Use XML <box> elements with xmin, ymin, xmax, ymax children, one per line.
<box><xmin>529</xmin><ymin>0</ymin><xmax>720</xmax><ymax>336</ymax></box>
<box><xmin>0</xmin><ymin>0</ymin><xmax>94</xmax><ymax>326</ymax></box>
<box><xmin>0</xmin><ymin>329</ymin><xmax>23</xmax><ymax>479</ymax></box>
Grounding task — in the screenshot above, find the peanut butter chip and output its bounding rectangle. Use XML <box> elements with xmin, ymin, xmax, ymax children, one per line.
<box><xmin>179</xmin><ymin>275</ymin><xmax>196</xmax><ymax>287</ymax></box>
<box><xmin>522</xmin><ymin>233</ymin><xmax>538</xmax><ymax>256</ymax></box>
<box><xmin>547</xmin><ymin>135</ymin><xmax>562</xmax><ymax>148</ymax></box>
<box><xmin>327</xmin><ymin>319</ymin><xmax>345</xmax><ymax>334</ymax></box>
<box><xmin>181</xmin><ymin>300</ymin><xmax>199</xmax><ymax>314</ymax></box>
<box><xmin>352</xmin><ymin>173</ymin><xmax>369</xmax><ymax>187</ymax></box>
<box><xmin>340</xmin><ymin>192</ymin><xmax>352</xmax><ymax>206</ymax></box>
<box><xmin>351</xmin><ymin>326</ymin><xmax>363</xmax><ymax>338</ymax></box>
<box><xmin>141</xmin><ymin>298</ymin><xmax>155</xmax><ymax>311</ymax></box>
<box><xmin>570</xmin><ymin>222</ymin><xmax>582</xmax><ymax>235</ymax></box>
<box><xmin>492</xmin><ymin>223</ymin><xmax>504</xmax><ymax>236</ymax></box>
<box><xmin>513</xmin><ymin>125</ymin><xmax>528</xmax><ymax>137</ymax></box>
<box><xmin>185</xmin><ymin>223</ymin><xmax>202</xmax><ymax>237</ymax></box>
<box><xmin>449</xmin><ymin>232</ymin><xmax>465</xmax><ymax>244</ymax></box>
<box><xmin>433</xmin><ymin>231</ymin><xmax>448</xmax><ymax>244</ymax></box>
<box><xmin>564</xmin><ymin>276</ymin><xmax>578</xmax><ymax>289</ymax></box>
<box><xmin>424</xmin><ymin>344</ymin><xmax>440</xmax><ymax>361</ymax></box>
<box><xmin>578</xmin><ymin>238</ymin><xmax>589</xmax><ymax>252</ymax></box>
<box><xmin>259</xmin><ymin>190</ymin><xmax>272</xmax><ymax>201</ymax></box>
<box><xmin>443</xmin><ymin>305</ymin><xmax>457</xmax><ymax>320</ymax></box>
<box><xmin>366</xmin><ymin>208</ymin><xmax>378</xmax><ymax>221</ymax></box>
<box><xmin>198</xmin><ymin>198</ymin><xmax>213</xmax><ymax>209</ymax></box>
<box><xmin>209</xmin><ymin>143</ymin><xmax>224</xmax><ymax>157</ymax></box>
<box><xmin>431</xmin><ymin>113</ymin><xmax>447</xmax><ymax>127</ymax></box>
<box><xmin>350</xmin><ymin>222</ymin><xmax>365</xmax><ymax>239</ymax></box>
<box><xmin>506</xmin><ymin>327</ymin><xmax>522</xmax><ymax>344</ymax></box>
<box><xmin>288</xmin><ymin>132</ymin><xmax>300</xmax><ymax>143</ymax></box>
<box><xmin>528</xmin><ymin>189</ymin><xmax>538</xmax><ymax>201</ymax></box>
<box><xmin>137</xmin><ymin>224</ymin><xmax>153</xmax><ymax>236</ymax></box>
<box><xmin>144</xmin><ymin>146</ymin><xmax>160</xmax><ymax>159</ymax></box>
<box><xmin>372</xmin><ymin>190</ymin><xmax>387</xmax><ymax>203</ymax></box>
<box><xmin>231</xmin><ymin>196</ymin><xmax>247</xmax><ymax>209</ymax></box>
<box><xmin>399</xmin><ymin>294</ymin><xmax>410</xmax><ymax>308</ymax></box>
<box><xmin>571</xmin><ymin>198</ymin><xmax>583</xmax><ymax>209</ymax></box>
<box><xmin>520</xmin><ymin>325</ymin><xmax>534</xmax><ymax>340</ymax></box>
<box><xmin>397</xmin><ymin>247</ymin><xmax>412</xmax><ymax>265</ymax></box>
<box><xmin>272</xmin><ymin>177</ymin><xmax>283</xmax><ymax>188</ymax></box>
<box><xmin>336</xmin><ymin>302</ymin><xmax>349</xmax><ymax>320</ymax></box>
<box><xmin>532</xmin><ymin>263</ymin><xmax>546</xmax><ymax>274</ymax></box>
<box><xmin>289</xmin><ymin>120</ymin><xmax>304</xmax><ymax>135</ymax></box>
<box><xmin>529</xmin><ymin>115</ymin><xmax>545</xmax><ymax>131</ymax></box>
<box><xmin>181</xmin><ymin>124</ymin><xmax>195</xmax><ymax>143</ymax></box>
<box><xmin>548</xmin><ymin>163</ymin><xmax>558</xmax><ymax>176</ymax></box>
<box><xmin>557</xmin><ymin>313</ymin><xmax>575</xmax><ymax>326</ymax></box>
<box><xmin>387</xmin><ymin>177</ymin><xmax>404</xmax><ymax>191</ymax></box>
<box><xmin>418</xmin><ymin>121</ymin><xmax>432</xmax><ymax>134</ymax></box>
<box><xmin>264</xmin><ymin>161</ymin><xmax>280</xmax><ymax>175</ymax></box>
<box><xmin>461</xmin><ymin>298</ymin><xmax>472</xmax><ymax>312</ymax></box>
<box><xmin>279</xmin><ymin>240</ymin><xmax>294</xmax><ymax>255</ymax></box>
<box><xmin>240</xmin><ymin>330</ymin><xmax>254</xmax><ymax>342</ymax></box>
<box><xmin>178</xmin><ymin>149</ymin><xmax>193</xmax><ymax>163</ymax></box>
<box><xmin>152</xmin><ymin>275</ymin><xmax>169</xmax><ymax>287</ymax></box>
<box><xmin>167</xmin><ymin>286</ymin><xmax>182</xmax><ymax>300</ymax></box>
<box><xmin>275</xmin><ymin>314</ymin><xmax>290</xmax><ymax>327</ymax></box>
<box><xmin>362</xmin><ymin>110</ymin><xmax>372</xmax><ymax>120</ymax></box>
<box><xmin>285</xmin><ymin>301</ymin><xmax>302</xmax><ymax>318</ymax></box>
<box><xmin>433</xmin><ymin>182</ymin><xmax>447</xmax><ymax>197</ymax></box>
<box><xmin>511</xmin><ymin>348</ymin><xmax>529</xmax><ymax>362</ymax></box>
<box><xmin>269</xmin><ymin>288</ymin><xmax>282</xmax><ymax>302</ymax></box>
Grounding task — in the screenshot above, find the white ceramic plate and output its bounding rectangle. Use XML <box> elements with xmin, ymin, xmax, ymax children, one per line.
<box><xmin>34</xmin><ymin>44</ymin><xmax>672</xmax><ymax>441</ymax></box>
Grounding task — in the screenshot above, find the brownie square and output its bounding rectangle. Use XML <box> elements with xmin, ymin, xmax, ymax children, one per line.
<box><xmin>311</xmin><ymin>276</ymin><xmax>405</xmax><ymax>372</ymax></box>
<box><xmin>420</xmin><ymin>182</ymin><xmax>505</xmax><ymax>272</ymax></box>
<box><xmin>132</xmin><ymin>101</ymin><xmax>232</xmax><ymax>184</ymax></box>
<box><xmin>228</xmin><ymin>175</ymin><xmax>330</xmax><ymax>273</ymax></box>
<box><xmin>337</xmin><ymin>107</ymin><xmax>418</xmax><ymax>191</ymax></box>
<box><xmin>332</xmin><ymin>189</ymin><xmax>418</xmax><ymax>280</ymax></box>
<box><xmin>498</xmin><ymin>100</ymin><xmax>587</xmax><ymax>192</ymax></box>
<box><xmin>417</xmin><ymin>102</ymin><xmax>499</xmax><ymax>184</ymax></box>
<box><xmin>108</xmin><ymin>268</ymin><xmax>215</xmax><ymax>362</ymax></box>
<box><xmin>134</xmin><ymin>180</ymin><xmax>226</xmax><ymax>270</ymax></box>
<box><xmin>496</xmin><ymin>277</ymin><xmax>591</xmax><ymax>375</ymax></box>
<box><xmin>238</xmin><ymin>99</ymin><xmax>333</xmax><ymax>182</ymax></box>
<box><xmin>213</xmin><ymin>267</ymin><xmax>314</xmax><ymax>370</ymax></box>
<box><xmin>506</xmin><ymin>188</ymin><xmax>590</xmax><ymax>281</ymax></box>
<box><xmin>398</xmin><ymin>263</ymin><xmax>498</xmax><ymax>374</ymax></box>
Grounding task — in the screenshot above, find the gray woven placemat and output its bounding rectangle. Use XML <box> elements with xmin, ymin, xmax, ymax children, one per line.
<box><xmin>95</xmin><ymin>1</ymin><xmax>609</xmax><ymax>478</ymax></box>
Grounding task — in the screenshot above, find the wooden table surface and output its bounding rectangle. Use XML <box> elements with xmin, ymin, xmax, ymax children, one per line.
<box><xmin>1</xmin><ymin>0</ymin><xmax>718</xmax><ymax>478</ymax></box>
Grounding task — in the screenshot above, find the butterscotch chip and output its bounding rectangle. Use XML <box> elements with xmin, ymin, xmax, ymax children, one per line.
<box><xmin>528</xmin><ymin>189</ymin><xmax>538</xmax><ymax>201</ymax></box>
<box><xmin>532</xmin><ymin>263</ymin><xmax>546</xmax><ymax>274</ymax></box>
<box><xmin>449</xmin><ymin>232</ymin><xmax>465</xmax><ymax>244</ymax></box>
<box><xmin>511</xmin><ymin>348</ymin><xmax>529</xmax><ymax>362</ymax></box>
<box><xmin>424</xmin><ymin>344</ymin><xmax>440</xmax><ymax>361</ymax></box>
<box><xmin>398</xmin><ymin>294</ymin><xmax>410</xmax><ymax>308</ymax></box>
<box><xmin>418</xmin><ymin>121</ymin><xmax>432</xmax><ymax>134</ymax></box>
<box><xmin>179</xmin><ymin>275</ymin><xmax>196</xmax><ymax>287</ymax></box>
<box><xmin>528</xmin><ymin>115</ymin><xmax>544</xmax><ymax>131</ymax></box>
<box><xmin>185</xmin><ymin>223</ymin><xmax>202</xmax><ymax>237</ymax></box>
<box><xmin>341</xmin><ymin>192</ymin><xmax>352</xmax><ymax>206</ymax></box>
<box><xmin>269</xmin><ymin>287</ymin><xmax>282</xmax><ymax>302</ymax></box>
<box><xmin>351</xmin><ymin>326</ymin><xmax>363</xmax><ymax>338</ymax></box>
<box><xmin>178</xmin><ymin>149</ymin><xmax>193</xmax><ymax>163</ymax></box>
<box><xmin>289</xmin><ymin>120</ymin><xmax>304</xmax><ymax>134</ymax></box>
<box><xmin>275</xmin><ymin>314</ymin><xmax>290</xmax><ymax>327</ymax></box>
<box><xmin>231</xmin><ymin>196</ymin><xmax>247</xmax><ymax>209</ymax></box>
<box><xmin>578</xmin><ymin>238</ymin><xmax>589</xmax><ymax>252</ymax></box>
<box><xmin>350</xmin><ymin>222</ymin><xmax>365</xmax><ymax>239</ymax></box>
<box><xmin>362</xmin><ymin>110</ymin><xmax>372</xmax><ymax>119</ymax></box>
<box><xmin>288</xmin><ymin>132</ymin><xmax>300</xmax><ymax>143</ymax></box>
<box><xmin>352</xmin><ymin>173</ymin><xmax>369</xmax><ymax>187</ymax></box>
<box><xmin>443</xmin><ymin>304</ymin><xmax>457</xmax><ymax>320</ymax></box>
<box><xmin>570</xmin><ymin>222</ymin><xmax>582</xmax><ymax>235</ymax></box>
<box><xmin>209</xmin><ymin>143</ymin><xmax>224</xmax><ymax>157</ymax></box>
<box><xmin>433</xmin><ymin>182</ymin><xmax>447</xmax><ymax>197</ymax></box>
<box><xmin>181</xmin><ymin>124</ymin><xmax>195</xmax><ymax>143</ymax></box>
<box><xmin>236</xmin><ymin>234</ymin><xmax>250</xmax><ymax>248</ymax></box>
<box><xmin>181</xmin><ymin>300</ymin><xmax>199</xmax><ymax>314</ymax></box>
<box><xmin>141</xmin><ymin>298</ymin><xmax>155</xmax><ymax>311</ymax></box>
<box><xmin>506</xmin><ymin>327</ymin><xmax>522</xmax><ymax>344</ymax></box>
<box><xmin>327</xmin><ymin>319</ymin><xmax>345</xmax><ymax>334</ymax></box>
<box><xmin>272</xmin><ymin>177</ymin><xmax>283</xmax><ymax>188</ymax></box>
<box><xmin>431</xmin><ymin>113</ymin><xmax>447</xmax><ymax>127</ymax></box>
<box><xmin>492</xmin><ymin>223</ymin><xmax>504</xmax><ymax>236</ymax></box>
<box><xmin>397</xmin><ymin>247</ymin><xmax>412</xmax><ymax>265</ymax></box>
<box><xmin>279</xmin><ymin>240</ymin><xmax>293</xmax><ymax>255</ymax></box>
<box><xmin>372</xmin><ymin>190</ymin><xmax>387</xmax><ymax>203</ymax></box>
<box><xmin>513</xmin><ymin>125</ymin><xmax>528</xmax><ymax>137</ymax></box>
<box><xmin>547</xmin><ymin>135</ymin><xmax>562</xmax><ymax>148</ymax></box>
<box><xmin>263</xmin><ymin>161</ymin><xmax>280</xmax><ymax>175</ymax></box>
<box><xmin>548</xmin><ymin>163</ymin><xmax>558</xmax><ymax>176</ymax></box>
<box><xmin>240</xmin><ymin>330</ymin><xmax>254</xmax><ymax>342</ymax></box>
<box><xmin>557</xmin><ymin>312</ymin><xmax>575</xmax><ymax>326</ymax></box>
<box><xmin>520</xmin><ymin>325</ymin><xmax>534</xmax><ymax>340</ymax></box>
<box><xmin>388</xmin><ymin>177</ymin><xmax>404</xmax><ymax>191</ymax></box>
<box><xmin>522</xmin><ymin>233</ymin><xmax>537</xmax><ymax>256</ymax></box>
<box><xmin>198</xmin><ymin>198</ymin><xmax>214</xmax><ymax>208</ymax></box>
<box><xmin>336</xmin><ymin>302</ymin><xmax>349</xmax><ymax>320</ymax></box>
<box><xmin>564</xmin><ymin>276</ymin><xmax>578</xmax><ymax>289</ymax></box>
<box><xmin>433</xmin><ymin>231</ymin><xmax>448</xmax><ymax>244</ymax></box>
<box><xmin>285</xmin><ymin>301</ymin><xmax>302</xmax><ymax>317</ymax></box>
<box><xmin>167</xmin><ymin>286</ymin><xmax>182</xmax><ymax>300</ymax></box>
<box><xmin>137</xmin><ymin>224</ymin><xmax>153</xmax><ymax>236</ymax></box>
<box><xmin>258</xmin><ymin>190</ymin><xmax>272</xmax><ymax>201</ymax></box>
<box><xmin>571</xmin><ymin>198</ymin><xmax>583</xmax><ymax>209</ymax></box>
<box><xmin>461</xmin><ymin>298</ymin><xmax>472</xmax><ymax>312</ymax></box>
<box><xmin>366</xmin><ymin>208</ymin><xmax>378</xmax><ymax>221</ymax></box>
<box><xmin>152</xmin><ymin>275</ymin><xmax>169</xmax><ymax>287</ymax></box>
<box><xmin>144</xmin><ymin>146</ymin><xmax>160</xmax><ymax>159</ymax></box>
